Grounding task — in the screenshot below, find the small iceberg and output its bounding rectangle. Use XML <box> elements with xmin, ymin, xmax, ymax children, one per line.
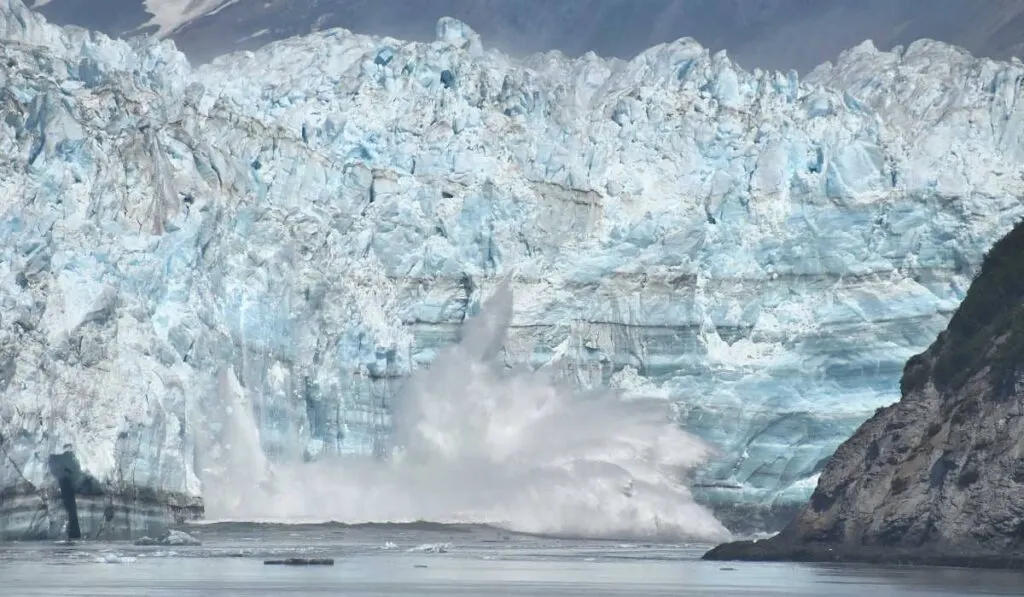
<box><xmin>134</xmin><ymin>529</ymin><xmax>202</xmax><ymax>546</ymax></box>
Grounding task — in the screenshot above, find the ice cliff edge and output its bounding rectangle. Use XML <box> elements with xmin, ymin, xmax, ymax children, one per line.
<box><xmin>0</xmin><ymin>0</ymin><xmax>1023</xmax><ymax>539</ymax></box>
<box><xmin>706</xmin><ymin>219</ymin><xmax>1024</xmax><ymax>568</ymax></box>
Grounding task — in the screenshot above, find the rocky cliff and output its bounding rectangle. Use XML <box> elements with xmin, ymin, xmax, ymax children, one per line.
<box><xmin>706</xmin><ymin>219</ymin><xmax>1024</xmax><ymax>568</ymax></box>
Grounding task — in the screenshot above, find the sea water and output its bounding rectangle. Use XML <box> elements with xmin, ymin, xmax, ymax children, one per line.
<box><xmin>1</xmin><ymin>523</ymin><xmax>1021</xmax><ymax>596</ymax></box>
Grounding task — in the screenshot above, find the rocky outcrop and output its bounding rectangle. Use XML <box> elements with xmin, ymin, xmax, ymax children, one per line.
<box><xmin>706</xmin><ymin>219</ymin><xmax>1024</xmax><ymax>568</ymax></box>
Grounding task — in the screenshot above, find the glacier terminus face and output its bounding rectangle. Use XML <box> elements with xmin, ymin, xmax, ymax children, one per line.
<box><xmin>0</xmin><ymin>0</ymin><xmax>1023</xmax><ymax>539</ymax></box>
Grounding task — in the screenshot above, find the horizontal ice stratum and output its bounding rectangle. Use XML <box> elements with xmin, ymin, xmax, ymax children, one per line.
<box><xmin>1</xmin><ymin>0</ymin><xmax>1023</xmax><ymax>540</ymax></box>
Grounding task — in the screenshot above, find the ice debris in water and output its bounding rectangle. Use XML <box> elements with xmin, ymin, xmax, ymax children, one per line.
<box><xmin>134</xmin><ymin>529</ymin><xmax>202</xmax><ymax>546</ymax></box>
<box><xmin>408</xmin><ymin>543</ymin><xmax>452</xmax><ymax>553</ymax></box>
<box><xmin>94</xmin><ymin>553</ymin><xmax>139</xmax><ymax>564</ymax></box>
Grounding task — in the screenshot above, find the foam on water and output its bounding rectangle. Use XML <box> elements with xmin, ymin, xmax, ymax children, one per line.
<box><xmin>198</xmin><ymin>277</ymin><xmax>730</xmax><ymax>542</ymax></box>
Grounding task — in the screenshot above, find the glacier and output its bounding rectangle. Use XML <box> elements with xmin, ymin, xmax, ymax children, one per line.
<box><xmin>1</xmin><ymin>0</ymin><xmax>1023</xmax><ymax>539</ymax></box>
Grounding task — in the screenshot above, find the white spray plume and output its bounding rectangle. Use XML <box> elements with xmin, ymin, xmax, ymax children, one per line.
<box><xmin>200</xmin><ymin>276</ymin><xmax>730</xmax><ymax>542</ymax></box>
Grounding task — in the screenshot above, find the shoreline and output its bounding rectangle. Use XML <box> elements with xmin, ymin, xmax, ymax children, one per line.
<box><xmin>703</xmin><ymin>537</ymin><xmax>1024</xmax><ymax>570</ymax></box>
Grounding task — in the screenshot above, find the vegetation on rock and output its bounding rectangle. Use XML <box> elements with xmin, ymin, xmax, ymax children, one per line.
<box><xmin>930</xmin><ymin>219</ymin><xmax>1024</xmax><ymax>393</ymax></box>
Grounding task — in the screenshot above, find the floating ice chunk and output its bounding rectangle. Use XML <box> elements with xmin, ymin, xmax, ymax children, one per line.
<box><xmin>94</xmin><ymin>553</ymin><xmax>138</xmax><ymax>564</ymax></box>
<box><xmin>408</xmin><ymin>543</ymin><xmax>451</xmax><ymax>553</ymax></box>
<box><xmin>134</xmin><ymin>529</ymin><xmax>202</xmax><ymax>546</ymax></box>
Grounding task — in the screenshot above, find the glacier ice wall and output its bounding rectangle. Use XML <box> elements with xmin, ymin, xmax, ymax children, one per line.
<box><xmin>1</xmin><ymin>0</ymin><xmax>1023</xmax><ymax>538</ymax></box>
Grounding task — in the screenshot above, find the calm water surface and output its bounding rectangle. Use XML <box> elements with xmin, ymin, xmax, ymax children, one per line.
<box><xmin>1</xmin><ymin>523</ymin><xmax>1021</xmax><ymax>596</ymax></box>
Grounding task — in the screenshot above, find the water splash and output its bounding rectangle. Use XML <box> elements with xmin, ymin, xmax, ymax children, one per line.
<box><xmin>200</xmin><ymin>277</ymin><xmax>730</xmax><ymax>542</ymax></box>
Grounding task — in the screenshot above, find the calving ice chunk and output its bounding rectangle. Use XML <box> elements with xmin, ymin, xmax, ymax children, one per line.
<box><xmin>201</xmin><ymin>276</ymin><xmax>730</xmax><ymax>541</ymax></box>
<box><xmin>0</xmin><ymin>0</ymin><xmax>1023</xmax><ymax>540</ymax></box>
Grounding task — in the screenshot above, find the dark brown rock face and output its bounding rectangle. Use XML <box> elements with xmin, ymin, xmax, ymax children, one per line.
<box><xmin>706</xmin><ymin>219</ymin><xmax>1024</xmax><ymax>568</ymax></box>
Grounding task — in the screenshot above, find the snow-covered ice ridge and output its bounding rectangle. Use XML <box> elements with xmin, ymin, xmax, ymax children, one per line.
<box><xmin>1</xmin><ymin>0</ymin><xmax>1023</xmax><ymax>538</ymax></box>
